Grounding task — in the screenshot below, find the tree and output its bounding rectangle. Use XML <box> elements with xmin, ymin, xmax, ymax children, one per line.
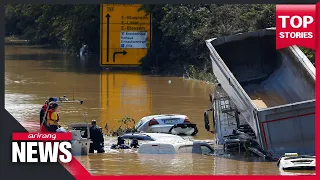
<box><xmin>5</xmin><ymin>5</ymin><xmax>100</xmax><ymax>53</ymax></box>
<box><xmin>5</xmin><ymin>4</ymin><xmax>315</xmax><ymax>72</ymax></box>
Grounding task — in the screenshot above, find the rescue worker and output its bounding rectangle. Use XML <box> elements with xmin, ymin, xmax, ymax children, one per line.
<box><xmin>117</xmin><ymin>136</ymin><xmax>125</xmax><ymax>146</ymax></box>
<box><xmin>40</xmin><ymin>97</ymin><xmax>57</xmax><ymax>132</ymax></box>
<box><xmin>89</xmin><ymin>120</ymin><xmax>105</xmax><ymax>153</ymax></box>
<box><xmin>47</xmin><ymin>97</ymin><xmax>58</xmax><ymax>111</ymax></box>
<box><xmin>39</xmin><ymin>97</ymin><xmax>55</xmax><ymax>125</ymax></box>
<box><xmin>115</xmin><ymin>136</ymin><xmax>130</xmax><ymax>149</ymax></box>
<box><xmin>47</xmin><ymin>103</ymin><xmax>61</xmax><ymax>132</ymax></box>
<box><xmin>130</xmin><ymin>138</ymin><xmax>139</xmax><ymax>148</ymax></box>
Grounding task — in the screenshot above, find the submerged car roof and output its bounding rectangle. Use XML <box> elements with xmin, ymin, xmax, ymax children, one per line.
<box><xmin>120</xmin><ymin>133</ymin><xmax>155</xmax><ymax>141</ymax></box>
<box><xmin>141</xmin><ymin>141</ymin><xmax>193</xmax><ymax>145</ymax></box>
<box><xmin>141</xmin><ymin>114</ymin><xmax>186</xmax><ymax>120</ymax></box>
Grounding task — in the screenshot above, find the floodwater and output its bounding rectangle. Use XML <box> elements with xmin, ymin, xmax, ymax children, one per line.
<box><xmin>5</xmin><ymin>45</ymin><xmax>315</xmax><ymax>175</ymax></box>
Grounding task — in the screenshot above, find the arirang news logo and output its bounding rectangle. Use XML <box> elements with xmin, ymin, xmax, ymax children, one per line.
<box><xmin>276</xmin><ymin>4</ymin><xmax>318</xmax><ymax>50</ymax></box>
<box><xmin>11</xmin><ymin>132</ymin><xmax>73</xmax><ymax>163</ymax></box>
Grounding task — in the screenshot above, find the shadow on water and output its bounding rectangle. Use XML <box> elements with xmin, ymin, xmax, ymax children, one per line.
<box><xmin>6</xmin><ymin>54</ymin><xmax>63</xmax><ymax>61</ymax></box>
<box><xmin>5</xmin><ymin>46</ymin><xmax>104</xmax><ymax>74</ymax></box>
<box><xmin>5</xmin><ymin>45</ymin><xmax>151</xmax><ymax>77</ymax></box>
<box><xmin>6</xmin><ymin>53</ymin><xmax>143</xmax><ymax>75</ymax></box>
<box><xmin>210</xmin><ymin>147</ymin><xmax>272</xmax><ymax>163</ymax></box>
<box><xmin>215</xmin><ymin>153</ymin><xmax>272</xmax><ymax>163</ymax></box>
<box><xmin>52</xmin><ymin>55</ymin><xmax>103</xmax><ymax>74</ymax></box>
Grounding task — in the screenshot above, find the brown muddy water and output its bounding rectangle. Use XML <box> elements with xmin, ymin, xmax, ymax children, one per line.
<box><xmin>5</xmin><ymin>45</ymin><xmax>315</xmax><ymax>175</ymax></box>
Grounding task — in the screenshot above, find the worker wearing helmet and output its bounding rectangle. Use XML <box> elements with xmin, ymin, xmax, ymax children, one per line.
<box><xmin>47</xmin><ymin>103</ymin><xmax>61</xmax><ymax>132</ymax></box>
<box><xmin>47</xmin><ymin>97</ymin><xmax>58</xmax><ymax>111</ymax></box>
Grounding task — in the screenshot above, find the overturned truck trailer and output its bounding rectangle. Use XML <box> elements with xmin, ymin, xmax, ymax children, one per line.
<box><xmin>205</xmin><ymin>28</ymin><xmax>315</xmax><ymax>159</ymax></box>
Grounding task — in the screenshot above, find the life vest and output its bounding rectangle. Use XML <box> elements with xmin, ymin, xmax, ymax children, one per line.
<box><xmin>47</xmin><ymin>109</ymin><xmax>60</xmax><ymax>126</ymax></box>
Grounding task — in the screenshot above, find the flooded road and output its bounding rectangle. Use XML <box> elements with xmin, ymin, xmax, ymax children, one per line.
<box><xmin>5</xmin><ymin>45</ymin><xmax>314</xmax><ymax>175</ymax></box>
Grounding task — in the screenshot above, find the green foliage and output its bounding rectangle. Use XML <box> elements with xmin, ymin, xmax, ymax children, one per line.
<box><xmin>117</xmin><ymin>116</ymin><xmax>136</xmax><ymax>129</ymax></box>
<box><xmin>300</xmin><ymin>47</ymin><xmax>315</xmax><ymax>66</ymax></box>
<box><xmin>185</xmin><ymin>64</ymin><xmax>215</xmax><ymax>82</ymax></box>
<box><xmin>5</xmin><ymin>4</ymin><xmax>100</xmax><ymax>53</ymax></box>
<box><xmin>139</xmin><ymin>4</ymin><xmax>280</xmax><ymax>78</ymax></box>
<box><xmin>5</xmin><ymin>4</ymin><xmax>315</xmax><ymax>75</ymax></box>
<box><xmin>105</xmin><ymin>116</ymin><xmax>136</xmax><ymax>136</ymax></box>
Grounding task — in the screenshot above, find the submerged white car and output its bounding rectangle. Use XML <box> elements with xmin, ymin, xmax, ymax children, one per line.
<box><xmin>138</xmin><ymin>139</ymin><xmax>214</xmax><ymax>155</ymax></box>
<box><xmin>109</xmin><ymin>133</ymin><xmax>214</xmax><ymax>155</ymax></box>
<box><xmin>110</xmin><ymin>133</ymin><xmax>186</xmax><ymax>149</ymax></box>
<box><xmin>277</xmin><ymin>153</ymin><xmax>316</xmax><ymax>170</ymax></box>
<box><xmin>135</xmin><ymin>114</ymin><xmax>199</xmax><ymax>136</ymax></box>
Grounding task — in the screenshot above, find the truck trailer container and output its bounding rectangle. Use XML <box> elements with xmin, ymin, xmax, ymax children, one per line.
<box><xmin>204</xmin><ymin>28</ymin><xmax>315</xmax><ymax>159</ymax></box>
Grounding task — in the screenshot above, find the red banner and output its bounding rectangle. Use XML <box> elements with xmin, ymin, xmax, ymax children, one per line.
<box><xmin>276</xmin><ymin>4</ymin><xmax>317</xmax><ymax>50</ymax></box>
<box><xmin>318</xmin><ymin>3</ymin><xmax>320</xmax><ymax>49</ymax></box>
<box><xmin>12</xmin><ymin>132</ymin><xmax>72</xmax><ymax>141</ymax></box>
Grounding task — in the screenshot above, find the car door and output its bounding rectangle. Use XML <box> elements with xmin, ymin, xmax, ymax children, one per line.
<box><xmin>138</xmin><ymin>144</ymin><xmax>160</xmax><ymax>154</ymax></box>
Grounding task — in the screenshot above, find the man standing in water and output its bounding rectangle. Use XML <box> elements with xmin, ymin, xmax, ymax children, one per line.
<box><xmin>89</xmin><ymin>120</ymin><xmax>105</xmax><ymax>153</ymax></box>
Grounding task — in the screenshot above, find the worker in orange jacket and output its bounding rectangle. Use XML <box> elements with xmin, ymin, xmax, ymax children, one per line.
<box><xmin>47</xmin><ymin>103</ymin><xmax>61</xmax><ymax>132</ymax></box>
